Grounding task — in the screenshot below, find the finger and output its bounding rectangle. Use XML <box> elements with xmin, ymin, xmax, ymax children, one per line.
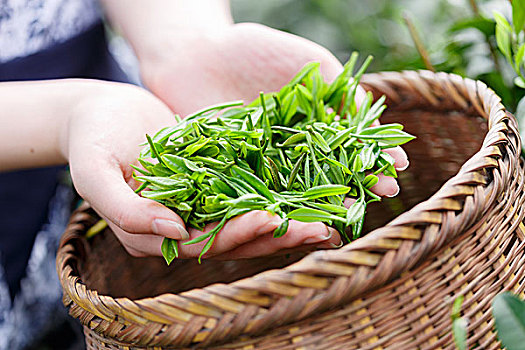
<box><xmin>105</xmin><ymin>219</ymin><xmax>163</xmax><ymax>257</ymax></box>
<box><xmin>316</xmin><ymin>52</ymin><xmax>343</xmax><ymax>83</ymax></box>
<box><xmin>355</xmin><ymin>85</ymin><xmax>366</xmax><ymax>110</ymax></box>
<box><xmin>176</xmin><ymin>211</ymin><xmax>283</xmax><ymax>259</ymax></box>
<box><xmin>370</xmin><ymin>173</ymin><xmax>399</xmax><ymax>197</ymax></box>
<box><xmin>71</xmin><ymin>158</ymin><xmax>189</xmax><ymax>240</ymax></box>
<box><xmin>383</xmin><ymin>146</ymin><xmax>409</xmax><ymax>171</ymax></box>
<box><xmin>344</xmin><ymin>197</ymin><xmax>356</xmax><ymax>209</ymax></box>
<box><xmin>214</xmin><ymin>236</ymin><xmax>343</xmax><ymax>261</ymax></box>
<box><xmin>211</xmin><ymin>221</ymin><xmax>341</xmax><ymax>260</ymax></box>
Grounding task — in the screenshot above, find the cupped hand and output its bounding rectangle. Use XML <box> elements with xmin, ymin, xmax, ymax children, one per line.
<box><xmin>141</xmin><ymin>23</ymin><xmax>408</xmax><ymax>190</ymax></box>
<box><xmin>140</xmin><ymin>23</ymin><xmax>408</xmax><ymax>197</ymax></box>
<box><xmin>136</xmin><ymin>23</ymin><xmax>409</xmax><ymax>259</ymax></box>
<box><xmin>65</xmin><ymin>82</ymin><xmax>342</xmax><ymax>259</ymax></box>
<box><xmin>69</xmin><ymin>23</ymin><xmax>410</xmax><ymax>261</ymax></box>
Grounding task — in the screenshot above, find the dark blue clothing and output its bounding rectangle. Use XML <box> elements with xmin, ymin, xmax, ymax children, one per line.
<box><xmin>0</xmin><ymin>21</ymin><xmax>128</xmax><ymax>298</ymax></box>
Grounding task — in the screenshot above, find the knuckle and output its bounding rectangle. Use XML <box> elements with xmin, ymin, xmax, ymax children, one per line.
<box><xmin>115</xmin><ymin>210</ymin><xmax>137</xmax><ymax>233</ymax></box>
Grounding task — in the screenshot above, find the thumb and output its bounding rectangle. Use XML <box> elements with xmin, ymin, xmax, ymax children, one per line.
<box><xmin>71</xmin><ymin>161</ymin><xmax>189</xmax><ymax>240</ymax></box>
<box><xmin>318</xmin><ymin>52</ymin><xmax>343</xmax><ymax>83</ymax></box>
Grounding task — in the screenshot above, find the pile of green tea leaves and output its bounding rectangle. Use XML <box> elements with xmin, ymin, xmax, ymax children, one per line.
<box><xmin>134</xmin><ymin>53</ymin><xmax>415</xmax><ymax>264</ymax></box>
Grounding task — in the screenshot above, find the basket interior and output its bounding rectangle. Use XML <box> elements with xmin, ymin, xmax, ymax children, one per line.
<box><xmin>80</xmin><ymin>108</ymin><xmax>487</xmax><ymax>300</ymax></box>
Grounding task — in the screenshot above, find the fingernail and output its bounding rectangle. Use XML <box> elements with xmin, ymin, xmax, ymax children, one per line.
<box><xmin>396</xmin><ymin>159</ymin><xmax>409</xmax><ymax>171</ymax></box>
<box><xmin>304</xmin><ymin>232</ymin><xmax>332</xmax><ymax>244</ymax></box>
<box><xmin>386</xmin><ymin>185</ymin><xmax>400</xmax><ymax>198</ymax></box>
<box><xmin>269</xmin><ymin>218</ymin><xmax>284</xmax><ymax>226</ymax></box>
<box><xmin>256</xmin><ymin>216</ymin><xmax>284</xmax><ymax>234</ymax></box>
<box><xmin>318</xmin><ymin>241</ymin><xmax>344</xmax><ymax>249</ymax></box>
<box><xmin>152</xmin><ymin>219</ymin><xmax>189</xmax><ymax>240</ymax></box>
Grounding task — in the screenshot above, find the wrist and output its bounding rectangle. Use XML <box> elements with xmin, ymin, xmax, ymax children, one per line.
<box><xmin>0</xmin><ymin>79</ymin><xmax>109</xmax><ymax>171</ymax></box>
<box><xmin>134</xmin><ymin>23</ymin><xmax>233</xmax><ymax>66</ymax></box>
<box><xmin>102</xmin><ymin>0</ymin><xmax>234</xmax><ymax>64</ymax></box>
<box><xmin>61</xmin><ymin>80</ymin><xmax>144</xmax><ymax>161</ymax></box>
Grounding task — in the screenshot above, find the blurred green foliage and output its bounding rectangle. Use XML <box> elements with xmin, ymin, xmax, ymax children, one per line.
<box><xmin>232</xmin><ymin>0</ymin><xmax>524</xmax><ymax>111</ymax></box>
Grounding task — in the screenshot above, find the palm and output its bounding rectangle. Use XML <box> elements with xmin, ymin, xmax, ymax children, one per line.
<box><xmin>142</xmin><ymin>23</ymin><xmax>344</xmax><ymax>116</ymax></box>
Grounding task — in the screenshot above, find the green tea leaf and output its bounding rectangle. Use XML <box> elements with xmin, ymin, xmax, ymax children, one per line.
<box><xmin>135</xmin><ymin>176</ymin><xmax>184</xmax><ymax>189</ymax></box>
<box><xmin>327</xmin><ymin>126</ymin><xmax>357</xmax><ymax>150</ymax></box>
<box><xmin>363</xmin><ymin>174</ymin><xmax>379</xmax><ymax>188</ymax></box>
<box><xmin>185</xmin><ymin>100</ymin><xmax>244</xmax><ymax>121</ymax></box>
<box><xmin>287</xmin><ymin>208</ymin><xmax>346</xmax><ymax>223</ymax></box>
<box><xmin>281</xmin><ymin>91</ymin><xmax>299</xmax><ymax>125</ymax></box>
<box><xmin>346</xmin><ymin>200</ymin><xmax>366</xmax><ymax>225</ymax></box>
<box><xmin>514</xmin><ymin>44</ymin><xmax>525</xmax><ymax>75</ymax></box>
<box><xmin>493</xmin><ymin>292</ymin><xmax>525</xmax><ymax>350</ymax></box>
<box><xmin>137</xmin><ymin>53</ymin><xmax>414</xmax><ymax>264</ymax></box>
<box><xmin>303</xmin><ymin>184</ymin><xmax>351</xmax><ymax>199</ymax></box>
<box><xmin>222</xmin><ymin>193</ymin><xmax>269</xmax><ymax>209</ymax></box>
<box><xmin>162</xmin><ymin>154</ymin><xmax>191</xmax><ymax>173</ymax></box>
<box><xmin>322</xmin><ymin>156</ymin><xmax>352</xmax><ymax>175</ymax></box>
<box><xmin>352</xmin><ymin>129</ymin><xmax>416</xmax><ymax>145</ymax></box>
<box><xmin>450</xmin><ymin>295</ymin><xmax>468</xmax><ymax>350</ymax></box>
<box><xmin>277</xmin><ymin>132</ymin><xmax>306</xmax><ymax>147</ymax></box>
<box><xmin>209</xmin><ymin>178</ymin><xmax>237</xmax><ymax>198</ymax></box>
<box><xmin>287</xmin><ymin>153</ymin><xmax>307</xmax><ymax>190</ymax></box>
<box><xmin>358</xmin><ymin>123</ymin><xmax>404</xmax><ymax>135</ymax></box>
<box><xmin>231</xmin><ymin>165</ymin><xmax>276</xmax><ymax>203</ymax></box>
<box><xmin>131</xmin><ymin>164</ymin><xmax>152</xmax><ymax>176</ymax></box>
<box><xmin>185</xmin><ymin>136</ymin><xmax>210</xmax><ymax>156</ymax></box>
<box><xmin>273</xmin><ymin>219</ymin><xmax>289</xmax><ymax>238</ymax></box>
<box><xmin>161</xmin><ymin>238</ymin><xmax>178</xmax><ymax>265</ymax></box>
<box><xmin>515</xmin><ymin>76</ymin><xmax>525</xmax><ymax>89</ymax></box>
<box><xmin>287</xmin><ymin>62</ymin><xmax>320</xmax><ymax>86</ymax></box>
<box><xmin>494</xmin><ymin>12</ymin><xmax>513</xmax><ymax>61</ymax></box>
<box><xmin>307</xmin><ymin>202</ymin><xmax>348</xmax><ymax>214</ymax></box>
<box><xmin>449</xmin><ymin>17</ymin><xmax>496</xmax><ymax>37</ymax></box>
<box><xmin>513</xmin><ymin>0</ymin><xmax>525</xmax><ymax>34</ymax></box>
<box><xmin>352</xmin><ymin>155</ymin><xmax>363</xmax><ymax>174</ymax></box>
<box><xmin>452</xmin><ymin>318</ymin><xmax>468</xmax><ymax>350</ymax></box>
<box><xmin>142</xmin><ymin>188</ymin><xmax>192</xmax><ymax>200</ymax></box>
<box><xmin>360</xmin><ymin>145</ymin><xmax>376</xmax><ymax>171</ymax></box>
<box><xmin>310</xmin><ymin>128</ymin><xmax>331</xmax><ymax>153</ymax></box>
<box><xmin>146</xmin><ymin>134</ymin><xmax>165</xmax><ymax>166</ymax></box>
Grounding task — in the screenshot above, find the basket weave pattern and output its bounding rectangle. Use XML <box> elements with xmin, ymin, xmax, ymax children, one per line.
<box><xmin>57</xmin><ymin>70</ymin><xmax>525</xmax><ymax>349</ymax></box>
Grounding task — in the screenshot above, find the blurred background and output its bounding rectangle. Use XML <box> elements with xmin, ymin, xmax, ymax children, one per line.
<box><xmin>231</xmin><ymin>0</ymin><xmax>521</xmax><ymax>110</ymax></box>
<box><xmin>114</xmin><ymin>0</ymin><xmax>519</xmax><ymax>109</ymax></box>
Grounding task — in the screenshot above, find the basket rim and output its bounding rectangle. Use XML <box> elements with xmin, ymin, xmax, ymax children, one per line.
<box><xmin>56</xmin><ymin>69</ymin><xmax>520</xmax><ymax>347</ymax></box>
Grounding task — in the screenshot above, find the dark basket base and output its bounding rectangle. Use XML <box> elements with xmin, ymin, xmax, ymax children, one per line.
<box><xmin>80</xmin><ymin>109</ymin><xmax>486</xmax><ymax>301</ymax></box>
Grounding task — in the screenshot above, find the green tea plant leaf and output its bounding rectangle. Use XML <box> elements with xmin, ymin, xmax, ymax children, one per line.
<box><xmin>513</xmin><ymin>0</ymin><xmax>525</xmax><ymax>35</ymax></box>
<box><xmin>494</xmin><ymin>12</ymin><xmax>513</xmax><ymax>62</ymax></box>
<box><xmin>493</xmin><ymin>292</ymin><xmax>525</xmax><ymax>350</ymax></box>
<box><xmin>161</xmin><ymin>238</ymin><xmax>178</xmax><ymax>265</ymax></box>
<box><xmin>287</xmin><ymin>208</ymin><xmax>346</xmax><ymax>223</ymax></box>
<box><xmin>451</xmin><ymin>296</ymin><xmax>468</xmax><ymax>350</ymax></box>
<box><xmin>303</xmin><ymin>184</ymin><xmax>351</xmax><ymax>199</ymax></box>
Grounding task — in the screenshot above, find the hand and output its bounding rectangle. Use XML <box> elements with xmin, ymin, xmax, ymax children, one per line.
<box><xmin>70</xmin><ymin>24</ymin><xmax>408</xmax><ymax>261</ymax></box>
<box><xmin>134</xmin><ymin>23</ymin><xmax>409</xmax><ymax>259</ymax></box>
<box><xmin>141</xmin><ymin>24</ymin><xmax>407</xmax><ymax>192</ymax></box>
<box><xmin>140</xmin><ymin>23</ymin><xmax>408</xmax><ymax>196</ymax></box>
<box><xmin>66</xmin><ymin>82</ymin><xmax>341</xmax><ymax>259</ymax></box>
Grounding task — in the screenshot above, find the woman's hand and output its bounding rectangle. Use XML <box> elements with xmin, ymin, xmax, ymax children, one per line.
<box><xmin>65</xmin><ymin>81</ymin><xmax>342</xmax><ymax>259</ymax></box>
<box><xmin>65</xmin><ymin>24</ymin><xmax>410</xmax><ymax>260</ymax></box>
<box><xmin>89</xmin><ymin>1</ymin><xmax>409</xmax><ymax>260</ymax></box>
<box><xmin>139</xmin><ymin>23</ymin><xmax>408</xmax><ymax>197</ymax></box>
<box><xmin>0</xmin><ymin>77</ymin><xmax>397</xmax><ymax>261</ymax></box>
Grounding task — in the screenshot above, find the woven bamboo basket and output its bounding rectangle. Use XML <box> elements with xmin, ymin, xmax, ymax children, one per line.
<box><xmin>57</xmin><ymin>70</ymin><xmax>525</xmax><ymax>350</ymax></box>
